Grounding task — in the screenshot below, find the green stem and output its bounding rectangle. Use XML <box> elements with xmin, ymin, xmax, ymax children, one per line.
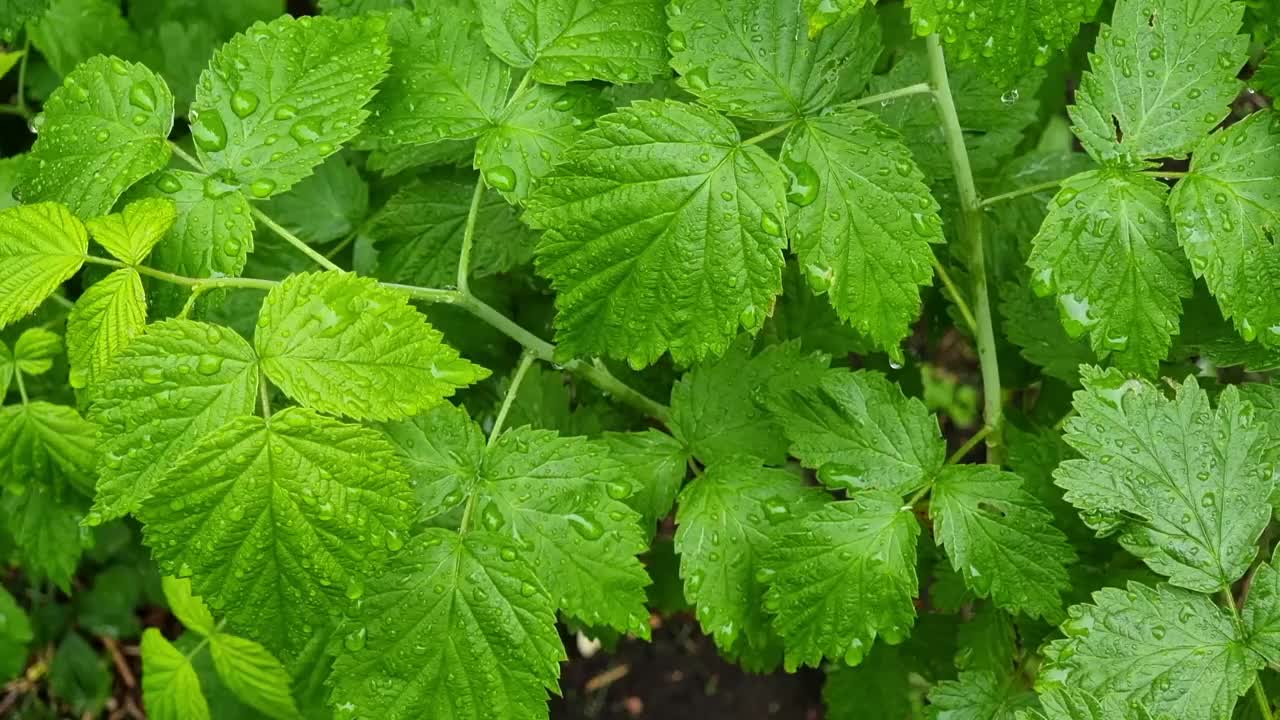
<box><xmin>0</xmin><ymin>104</ymin><xmax>29</xmax><ymax>120</ymax></box>
<box><xmin>84</xmin><ymin>256</ymin><xmax>278</xmax><ymax>291</ymax></box>
<box><xmin>846</xmin><ymin>82</ymin><xmax>933</xmax><ymax>109</ymax></box>
<box><xmin>1222</xmin><ymin>589</ymin><xmax>1275</xmax><ymax>720</ymax></box>
<box><xmin>931</xmin><ymin>258</ymin><xmax>978</xmax><ymax>335</ymax></box>
<box><xmin>979</xmin><ymin>179</ymin><xmax>1065</xmax><ymax>208</ymax></box>
<box><xmin>13</xmin><ymin>368</ymin><xmax>28</xmax><ymax>405</ymax></box>
<box><xmin>184</xmin><ymin>620</ymin><xmax>226</xmax><ymax>661</ymax></box>
<box><xmin>168</xmin><ymin>142</ymin><xmax>204</xmax><ymax>172</ymax></box>
<box><xmin>926</xmin><ymin>34</ymin><xmax>1004</xmax><ymax>465</ymax></box>
<box><xmin>250</xmin><ymin>207</ymin><xmax>342</xmax><ymax>272</ymax></box>
<box><xmin>946</xmin><ymin>426</ymin><xmax>993</xmax><ymax>465</ymax></box>
<box><xmin>259</xmin><ymin>376</ymin><xmax>272</xmax><ymax>418</ymax></box>
<box><xmin>489</xmin><ymin>352</ymin><xmax>536</xmax><ymax>447</ymax></box>
<box><xmin>456</xmin><ymin>178</ymin><xmax>486</xmax><ymax>295</ymax></box>
<box><xmin>324</xmin><ymin>229</ymin><xmax>360</xmax><ymax>260</ymax></box>
<box><xmin>506</xmin><ymin>71</ymin><xmax>534</xmax><ymax>107</ymax></box>
<box><xmin>575</xmin><ymin>359</ymin><xmax>671</xmax><ymax>424</ymax></box>
<box><xmin>905</xmin><ymin>484</ymin><xmax>931</xmax><ymax>509</ymax></box>
<box><xmin>15</xmin><ymin>33</ymin><xmax>30</xmax><ymax>115</ymax></box>
<box><xmin>742</xmin><ymin>121</ymin><xmax>796</xmax><ymax>146</ymax></box>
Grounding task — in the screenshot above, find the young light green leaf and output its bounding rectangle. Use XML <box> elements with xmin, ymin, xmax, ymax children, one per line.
<box><xmin>1243</xmin><ymin>555</ymin><xmax>1280</xmax><ymax>665</ymax></box>
<box><xmin>475</xmin><ymin>84</ymin><xmax>609</xmax><ymax>204</ymax></box>
<box><xmin>927</xmin><ymin>671</ymin><xmax>1038</xmax><ymax>720</ymax></box>
<box><xmin>1017</xmin><ymin>688</ymin><xmax>1157</xmax><ymax>720</ymax></box>
<box><xmin>365</xmin><ymin>7</ymin><xmax>509</xmax><ymax>146</ymax></box>
<box><xmin>781</xmin><ymin>109</ymin><xmax>940</xmax><ymax>360</ymax></box>
<box><xmin>530</xmin><ymin>99</ymin><xmax>788</xmax><ymax>367</ymax></box>
<box><xmin>330</xmin><ymin>529</ymin><xmax>564</xmax><ymax>720</ymax></box>
<box><xmin>869</xmin><ymin>46</ymin><xmax>1045</xmax><ymax>180</ymax></box>
<box><xmin>13</xmin><ymin>327</ymin><xmax>63</xmax><ymax>376</ymax></box>
<box><xmin>675</xmin><ymin>456</ymin><xmax>827</xmax><ymax>661</ymax></box>
<box><xmin>600</xmin><ymin>429</ymin><xmax>688</xmax><ymax>529</ymax></box>
<box><xmin>85</xmin><ymin>197</ymin><xmax>177</xmax><ymax>265</ymax></box>
<box><xmin>1069</xmin><ymin>0</ymin><xmax>1247</xmax><ymax>162</ymax></box>
<box><xmin>910</xmin><ymin>0</ymin><xmax>1101</xmax><ymax>85</ymax></box>
<box><xmin>161</xmin><ymin>576</ymin><xmax>216</xmax><ymax>637</ymax></box>
<box><xmin>66</xmin><ymin>268</ymin><xmax>146</xmax><ymax>389</ymax></box>
<box><xmin>2</xmin><ymin>484</ymin><xmax>86</xmax><ymax>591</ymax></box>
<box><xmin>669</xmin><ymin>338</ymin><xmax>829</xmax><ymax>466</ymax></box>
<box><xmin>141</xmin><ymin>629</ymin><xmax>211</xmax><ymax>720</ymax></box>
<box><xmin>17</xmin><ymin>57</ymin><xmax>173</xmax><ymax>219</ymax></box>
<box><xmin>261</xmin><ymin>153</ymin><xmax>367</xmax><ymax>246</ymax></box>
<box><xmin>124</xmin><ymin>170</ymin><xmax>254</xmax><ymax>316</ymax></box>
<box><xmin>208</xmin><ymin>634</ymin><xmax>302</xmax><ymax>720</ymax></box>
<box><xmin>255</xmin><ymin>271</ymin><xmax>489</xmax><ymax>421</ymax></box>
<box><xmin>1056</xmin><ymin>368</ymin><xmax>1272</xmax><ymax>593</ymax></box>
<box><xmin>763</xmin><ymin>491</ymin><xmax>920</xmax><ymax>670</ymax></box>
<box><xmin>0</xmin><ymin>202</ymin><xmax>88</xmax><ymax>329</ymax></box>
<box><xmin>367</xmin><ymin>174</ymin><xmax>536</xmax><ymax>288</ymax></box>
<box><xmin>0</xmin><ymin>401</ymin><xmax>98</xmax><ymax>496</ymax></box>
<box><xmin>137</xmin><ymin>407</ymin><xmax>413</xmax><ymax>659</ymax></box>
<box><xmin>668</xmin><ymin>0</ymin><xmax>865</xmax><ymax>120</ymax></box>
<box><xmin>479</xmin><ymin>0</ymin><xmax>667</xmax><ymax>84</ymax></box>
<box><xmin>88</xmin><ymin>320</ymin><xmax>259</xmax><ymax>522</ymax></box>
<box><xmin>1169</xmin><ymin>111</ymin><xmax>1280</xmax><ymax>346</ymax></box>
<box><xmin>1039</xmin><ymin>583</ymin><xmax>1259</xmax><ymax>720</ymax></box>
<box><xmin>1028</xmin><ymin>170</ymin><xmax>1190</xmax><ymax>376</ymax></box>
<box><xmin>930</xmin><ymin>464</ymin><xmax>1075</xmax><ymax>621</ymax></box>
<box><xmin>768</xmin><ymin>370</ymin><xmax>945</xmax><ymax>495</ymax></box>
<box><xmin>0</xmin><ymin>585</ymin><xmax>32</xmax><ymax>683</ymax></box>
<box><xmin>189</xmin><ymin>14</ymin><xmax>389</xmax><ymax>197</ymax></box>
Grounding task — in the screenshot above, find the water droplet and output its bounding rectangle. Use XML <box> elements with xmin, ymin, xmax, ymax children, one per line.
<box><xmin>804</xmin><ymin>263</ymin><xmax>833</xmax><ymax>294</ymax></box>
<box><xmin>480</xmin><ymin>502</ymin><xmax>505</xmax><ymax>531</ymax></box>
<box><xmin>520</xmin><ymin>582</ymin><xmax>537</xmax><ymax>597</ymax></box>
<box><xmin>191</xmin><ymin>110</ymin><xmax>228</xmax><ymax>152</ymax></box>
<box><xmin>345</xmin><ymin>578</ymin><xmax>365</xmax><ymax>600</ymax></box>
<box><xmin>484</xmin><ymin>164</ymin><xmax>517</xmax><ymax>192</ymax></box>
<box><xmin>196</xmin><ymin>355</ymin><xmax>223</xmax><ymax>375</ymax></box>
<box><xmin>760</xmin><ymin>211</ymin><xmax>782</xmax><ymax>237</ymax></box>
<box><xmin>343</xmin><ymin>625</ymin><xmax>367</xmax><ymax>651</ymax></box>
<box><xmin>685</xmin><ymin>67</ymin><xmax>710</xmax><ymax>91</ymax></box>
<box><xmin>784</xmin><ymin>159</ymin><xmax>820</xmax><ymax>207</ymax></box>
<box><xmin>605</xmin><ymin>481</ymin><xmax>632</xmax><ymax>501</ymax></box>
<box><xmin>129</xmin><ymin>82</ymin><xmax>158</xmax><ymax>112</ymax></box>
<box><xmin>230</xmin><ymin>89</ymin><xmax>260</xmax><ymax>118</ymax></box>
<box><xmin>274</xmin><ymin>104</ymin><xmax>298</xmax><ymax>121</ymax></box>
<box><xmin>568</xmin><ymin>513</ymin><xmax>604</xmax><ymax>540</ymax></box>
<box><xmin>249</xmin><ymin>178</ymin><xmax>277</xmax><ymax>198</ymax></box>
<box><xmin>289</xmin><ymin>117</ymin><xmax>323</xmax><ymax>144</ymax></box>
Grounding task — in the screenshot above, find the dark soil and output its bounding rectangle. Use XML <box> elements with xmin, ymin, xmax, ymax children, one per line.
<box><xmin>551</xmin><ymin>617</ymin><xmax>825</xmax><ymax>720</ymax></box>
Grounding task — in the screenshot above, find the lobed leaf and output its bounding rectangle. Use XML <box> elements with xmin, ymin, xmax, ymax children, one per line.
<box><xmin>0</xmin><ymin>202</ymin><xmax>88</xmax><ymax>329</ymax></box>
<box><xmin>85</xmin><ymin>197</ymin><xmax>177</xmax><ymax>265</ymax></box>
<box><xmin>65</xmin><ymin>268</ymin><xmax>146</xmax><ymax>389</ymax></box>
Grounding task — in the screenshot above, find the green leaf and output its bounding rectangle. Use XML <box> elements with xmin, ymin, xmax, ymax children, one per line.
<box><xmin>675</xmin><ymin>456</ymin><xmax>827</xmax><ymax>661</ymax></box>
<box><xmin>402</xmin><ymin>417</ymin><xmax>651</xmax><ymax>634</ymax></box>
<box><xmin>2</xmin><ymin>483</ymin><xmax>87</xmax><ymax>590</ymax></box>
<box><xmin>0</xmin><ymin>202</ymin><xmax>88</xmax><ymax>328</ymax></box>
<box><xmin>330</xmin><ymin>529</ymin><xmax>564</xmax><ymax>720</ymax></box>
<box><xmin>255</xmin><ymin>271</ymin><xmax>489</xmax><ymax>421</ymax></box>
<box><xmin>17</xmin><ymin>57</ymin><xmax>174</xmax><ymax>219</ymax></box>
<box><xmin>13</xmin><ymin>327</ymin><xmax>63</xmax><ymax>376</ymax></box>
<box><xmin>379</xmin><ymin>402</ymin><xmax>485</xmax><ymax>525</ymax></box>
<box><xmin>770</xmin><ymin>261</ymin><xmax>874</xmax><ymax>357</ymax></box>
<box><xmin>822</xmin><ymin>644</ymin><xmax>912</xmax><ymax>720</ymax></box>
<box><xmin>0</xmin><ymin>401</ymin><xmax>97</xmax><ymax>498</ymax></box>
<box><xmin>261</xmin><ymin>153</ymin><xmax>368</xmax><ymax>246</ymax></box>
<box><xmin>475</xmin><ymin>83</ymin><xmax>610</xmax><ymax>204</ymax></box>
<box><xmin>869</xmin><ymin>45</ymin><xmax>1045</xmax><ymax>180</ymax></box>
<box><xmin>1169</xmin><ymin>111</ymin><xmax>1280</xmax><ymax>346</ymax></box>
<box><xmin>209</xmin><ymin>633</ymin><xmax>302</xmax><ymax>720</ymax></box>
<box><xmin>763</xmin><ymin>491</ymin><xmax>920</xmax><ymax>669</ymax></box>
<box><xmin>28</xmin><ymin>0</ymin><xmax>134</xmax><ymax>77</ymax></box>
<box><xmin>1039</xmin><ymin>582</ymin><xmax>1259</xmax><ymax>720</ymax></box>
<box><xmin>1069</xmin><ymin>0</ymin><xmax>1247</xmax><ymax>163</ymax></box>
<box><xmin>781</xmin><ymin>109</ymin><xmax>940</xmax><ymax>359</ymax></box>
<box><xmin>66</xmin><ymin>268</ymin><xmax>146</xmax><ymax>389</ymax></box>
<box><xmin>998</xmin><ymin>280</ymin><xmax>1095</xmax><ymax>384</ymax></box>
<box><xmin>0</xmin><ymin>585</ymin><xmax>32</xmax><ymax>683</ymax></box>
<box><xmin>0</xmin><ymin>0</ymin><xmax>50</xmax><ymax>43</ymax></box>
<box><xmin>1017</xmin><ymin>688</ymin><xmax>1156</xmax><ymax>720</ymax></box>
<box><xmin>365</xmin><ymin>7</ymin><xmax>509</xmax><ymax>146</ymax></box>
<box><xmin>668</xmin><ymin>0</ymin><xmax>865</xmax><ymax>120</ymax></box>
<box><xmin>530</xmin><ymin>99</ymin><xmax>788</xmax><ymax>367</ymax></box>
<box><xmin>85</xmin><ymin>197</ymin><xmax>177</xmax><ymax>265</ymax></box>
<box><xmin>930</xmin><ymin>464</ymin><xmax>1075</xmax><ymax>621</ymax></box>
<box><xmin>367</xmin><ymin>174</ymin><xmax>536</xmax><ymax>288</ymax></box>
<box><xmin>134</xmin><ymin>20</ymin><xmax>221</xmax><ymax>112</ymax></box>
<box><xmin>189</xmin><ymin>14</ymin><xmax>389</xmax><ymax>197</ymax></box>
<box><xmin>928</xmin><ymin>671</ymin><xmax>1037</xmax><ymax>720</ymax></box>
<box><xmin>141</xmin><ymin>628</ymin><xmax>211</xmax><ymax>720</ymax></box>
<box><xmin>1243</xmin><ymin>555</ymin><xmax>1280</xmax><ymax>665</ymax></box>
<box><xmin>88</xmin><ymin>320</ymin><xmax>259</xmax><ymax>521</ymax></box>
<box><xmin>161</xmin><ymin>576</ymin><xmax>216</xmax><ymax>636</ymax></box>
<box><xmin>1058</xmin><ymin>368</ymin><xmax>1272</xmax><ymax>593</ymax></box>
<box><xmin>768</xmin><ymin>369</ymin><xmax>945</xmax><ymax>495</ymax></box>
<box><xmin>600</xmin><ymin>429</ymin><xmax>688</xmax><ymax>529</ymax></box>
<box><xmin>124</xmin><ymin>170</ymin><xmax>255</xmax><ymax>316</ymax></box>
<box><xmin>137</xmin><ymin>407</ymin><xmax>413</xmax><ymax>659</ymax></box>
<box><xmin>479</xmin><ymin>0</ymin><xmax>668</xmax><ymax>84</ymax></box>
<box><xmin>669</xmin><ymin>337</ymin><xmax>829</xmax><ymax>466</ymax></box>
<box><xmin>1028</xmin><ymin>169</ymin><xmax>1190</xmax><ymax>376</ymax></box>
<box><xmin>317</xmin><ymin>0</ymin><xmax>407</xmax><ymax>16</ymax></box>
<box><xmin>910</xmin><ymin>0</ymin><xmax>1101</xmax><ymax>85</ymax></box>
<box><xmin>49</xmin><ymin>631</ymin><xmax>111</xmax><ymax>715</ymax></box>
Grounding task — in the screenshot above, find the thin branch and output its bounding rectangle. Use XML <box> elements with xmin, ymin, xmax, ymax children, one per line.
<box><xmin>13</xmin><ymin>368</ymin><xmax>28</xmax><ymax>405</ymax></box>
<box><xmin>456</xmin><ymin>178</ymin><xmax>486</xmax><ymax>296</ymax></box>
<box><xmin>489</xmin><ymin>352</ymin><xmax>537</xmax><ymax>448</ymax></box>
<box><xmin>15</xmin><ymin>33</ymin><xmax>30</xmax><ymax>115</ymax></box>
<box><xmin>1223</xmin><ymin>589</ymin><xmax>1275</xmax><ymax>720</ymax></box>
<box><xmin>931</xmin><ymin>258</ymin><xmax>978</xmax><ymax>335</ymax></box>
<box><xmin>259</xmin><ymin>376</ymin><xmax>273</xmax><ymax>418</ymax></box>
<box><xmin>742</xmin><ymin>121</ymin><xmax>796</xmax><ymax>146</ymax></box>
<box><xmin>845</xmin><ymin>82</ymin><xmax>933</xmax><ymax>109</ymax></box>
<box><xmin>946</xmin><ymin>426</ymin><xmax>993</xmax><ymax>465</ymax></box>
<box><xmin>980</xmin><ymin>179</ymin><xmax>1064</xmax><ymax>208</ymax></box>
<box><xmin>926</xmin><ymin>34</ymin><xmax>1005</xmax><ymax>464</ymax></box>
<box><xmin>251</xmin><ymin>206</ymin><xmax>342</xmax><ymax>272</ymax></box>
